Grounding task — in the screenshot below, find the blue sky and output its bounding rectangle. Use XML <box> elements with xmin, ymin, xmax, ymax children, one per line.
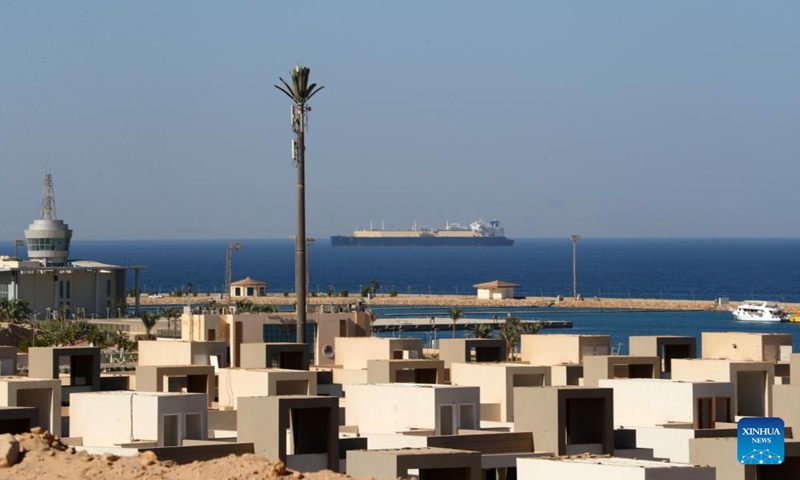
<box><xmin>1</xmin><ymin>1</ymin><xmax>798</xmax><ymax>241</ymax></box>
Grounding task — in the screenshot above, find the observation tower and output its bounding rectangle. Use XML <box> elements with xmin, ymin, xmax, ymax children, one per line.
<box><xmin>24</xmin><ymin>174</ymin><xmax>73</xmax><ymax>266</ymax></box>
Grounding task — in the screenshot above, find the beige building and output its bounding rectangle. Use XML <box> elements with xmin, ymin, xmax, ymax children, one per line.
<box><xmin>449</xmin><ymin>362</ymin><xmax>550</xmax><ymax>422</ymax></box>
<box><xmin>217</xmin><ymin>368</ymin><xmax>318</xmax><ymax>409</ymax></box>
<box><xmin>137</xmin><ymin>340</ymin><xmax>228</xmax><ymax>368</ymax></box>
<box><xmin>701</xmin><ymin>332</ymin><xmax>792</xmax><ymax>362</ymax></box>
<box><xmin>238</xmin><ymin>395</ymin><xmax>339</xmax><ymax>473</ymax></box>
<box><xmin>601</xmin><ymin>378</ymin><xmax>737</xmax><ymax>463</ymax></box>
<box><xmin>671</xmin><ymin>358</ymin><xmax>774</xmax><ymax>417</ymax></box>
<box><xmin>366</xmin><ymin>359</ymin><xmax>445</xmax><ymax>384</ymax></box>
<box><xmin>517</xmin><ymin>456</ymin><xmax>715</xmax><ymax>480</ymax></box>
<box><xmin>773</xmin><ymin>353</ymin><xmax>800</xmax><ymax>432</ymax></box>
<box><xmin>0</xmin><ymin>256</ymin><xmax>140</xmax><ymax>318</ymax></box>
<box><xmin>240</xmin><ymin>343</ymin><xmax>309</xmax><ymax>370</ymax></box>
<box><xmin>0</xmin><ymin>377</ymin><xmax>61</xmax><ymax>435</ymax></box>
<box><xmin>328</xmin><ymin>337</ymin><xmax>425</xmax><ymax>389</ymax></box>
<box><xmin>514</xmin><ymin>386</ymin><xmax>614</xmax><ymax>456</ymax></box>
<box><xmin>520</xmin><ymin>334</ymin><xmax>611</xmax><ymax>365</ymax></box>
<box><xmin>599</xmin><ymin>378</ymin><xmax>734</xmax><ymax>429</ymax></box>
<box><xmin>135</xmin><ymin>365</ymin><xmax>216</xmax><ymax>407</ymax></box>
<box><xmin>182</xmin><ymin>309</ymin><xmax>371</xmax><ymax>367</ymax></box>
<box><xmin>70</xmin><ymin>391</ymin><xmax>207</xmax><ymax>448</ymax></box>
<box><xmin>345</xmin><ymin>383</ymin><xmax>480</xmax><ymax>436</ymax></box>
<box><xmin>582</xmin><ymin>355</ymin><xmax>661</xmax><ymax>387</ymax></box>
<box><xmin>348</xmin><ymin>447</ymin><xmax>482</xmax><ymax>480</ymax></box>
<box><xmin>438</xmin><ymin>338</ymin><xmax>507</xmax><ymax>370</ymax></box>
<box><xmin>628</xmin><ymin>335</ymin><xmax>697</xmax><ymax>378</ymax></box>
<box><xmin>473</xmin><ymin>280</ymin><xmax>521</xmax><ymax>300</ymax></box>
<box><xmin>690</xmin><ymin>437</ymin><xmax>800</xmax><ymax>480</ymax></box>
<box><xmin>334</xmin><ymin>337</ymin><xmax>423</xmax><ymax>370</ymax></box>
<box><xmin>229</xmin><ymin>277</ymin><xmax>267</xmax><ymax>298</ymax></box>
<box><xmin>28</xmin><ymin>346</ymin><xmax>101</xmax><ymax>405</ymax></box>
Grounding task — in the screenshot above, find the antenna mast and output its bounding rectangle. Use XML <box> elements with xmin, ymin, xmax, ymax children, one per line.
<box><xmin>225</xmin><ymin>241</ymin><xmax>241</xmax><ymax>302</ymax></box>
<box><xmin>41</xmin><ymin>173</ymin><xmax>57</xmax><ymax>220</ymax></box>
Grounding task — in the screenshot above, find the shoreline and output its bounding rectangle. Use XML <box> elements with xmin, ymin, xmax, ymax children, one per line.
<box><xmin>135</xmin><ymin>293</ymin><xmax>800</xmax><ymax>314</ymax></box>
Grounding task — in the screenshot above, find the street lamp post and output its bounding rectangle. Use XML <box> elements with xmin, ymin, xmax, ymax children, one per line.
<box><xmin>570</xmin><ymin>235</ymin><xmax>581</xmax><ymax>299</ymax></box>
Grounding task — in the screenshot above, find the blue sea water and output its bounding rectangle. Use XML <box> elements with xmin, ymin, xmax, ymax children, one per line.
<box><xmin>64</xmin><ymin>238</ymin><xmax>800</xmax><ymax>302</ymax></box>
<box><xmin>368</xmin><ymin>306</ymin><xmax>800</xmax><ymax>354</ymax></box>
<box><xmin>58</xmin><ymin>238</ymin><xmax>800</xmax><ymax>353</ymax></box>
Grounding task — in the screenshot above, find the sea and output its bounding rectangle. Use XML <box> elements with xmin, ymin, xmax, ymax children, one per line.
<box><xmin>61</xmin><ymin>237</ymin><xmax>800</xmax><ymax>353</ymax></box>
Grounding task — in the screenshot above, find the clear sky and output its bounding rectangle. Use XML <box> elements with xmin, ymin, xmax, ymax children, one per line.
<box><xmin>1</xmin><ymin>1</ymin><xmax>798</xmax><ymax>241</ymax></box>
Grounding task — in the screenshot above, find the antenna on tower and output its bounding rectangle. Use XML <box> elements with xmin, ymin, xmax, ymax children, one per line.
<box><xmin>41</xmin><ymin>174</ymin><xmax>57</xmax><ymax>220</ymax></box>
<box><xmin>225</xmin><ymin>241</ymin><xmax>241</xmax><ymax>304</ymax></box>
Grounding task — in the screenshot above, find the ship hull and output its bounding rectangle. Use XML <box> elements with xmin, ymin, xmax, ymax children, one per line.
<box><xmin>330</xmin><ymin>236</ymin><xmax>514</xmax><ymax>247</ymax></box>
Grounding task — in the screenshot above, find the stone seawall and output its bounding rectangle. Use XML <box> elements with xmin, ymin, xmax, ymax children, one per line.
<box><xmin>137</xmin><ymin>293</ymin><xmax>800</xmax><ymax>314</ymax></box>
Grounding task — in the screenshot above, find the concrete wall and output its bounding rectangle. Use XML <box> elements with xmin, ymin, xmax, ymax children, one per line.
<box><xmin>0</xmin><ymin>347</ymin><xmax>17</xmax><ymax>375</ymax></box>
<box><xmin>135</xmin><ymin>365</ymin><xmax>215</xmax><ymax>407</ymax></box>
<box><xmin>599</xmin><ymin>379</ymin><xmax>734</xmax><ymax>428</ymax></box>
<box><xmin>334</xmin><ymin>338</ymin><xmax>423</xmax><ymax>370</ymax></box>
<box><xmin>366</xmin><ymin>359</ymin><xmax>445</xmax><ymax>384</ymax></box>
<box><xmin>628</xmin><ymin>336</ymin><xmax>697</xmax><ymax>377</ymax></box>
<box><xmin>347</xmin><ymin>448</ymin><xmax>482</xmax><ymax>480</ymax></box>
<box><xmin>689</xmin><ymin>438</ymin><xmax>748</xmax><ymax>480</ymax></box>
<box><xmin>70</xmin><ymin>391</ymin><xmax>207</xmax><ymax>447</ymax></box>
<box><xmin>583</xmin><ymin>355</ymin><xmax>660</xmax><ymax>387</ymax></box>
<box><xmin>702</xmin><ymin>332</ymin><xmax>792</xmax><ymax>362</ymax></box>
<box><xmin>773</xmin><ymin>384</ymin><xmax>800</xmax><ymax>432</ymax></box>
<box><xmin>138</xmin><ymin>341</ymin><xmax>227</xmax><ymax>367</ymax></box>
<box><xmin>514</xmin><ymin>386</ymin><xmax>614</xmax><ymax>455</ymax></box>
<box><xmin>8</xmin><ymin>267</ymin><xmax>125</xmax><ymax>318</ymax></box>
<box><xmin>240</xmin><ymin>343</ymin><xmax>309</xmax><ymax>370</ymax></box>
<box><xmin>346</xmin><ymin>384</ymin><xmax>479</xmax><ymax>435</ymax></box>
<box><xmin>438</xmin><ymin>339</ymin><xmax>507</xmax><ymax>369</ymax></box>
<box><xmin>217</xmin><ymin>368</ymin><xmax>317</xmax><ymax>409</ymax></box>
<box><xmin>450</xmin><ymin>363</ymin><xmax>550</xmax><ymax>422</ymax></box>
<box><xmin>671</xmin><ymin>359</ymin><xmax>773</xmax><ymax>417</ymax></box>
<box><xmin>237</xmin><ymin>395</ymin><xmax>339</xmax><ymax>472</ymax></box>
<box><xmin>520</xmin><ymin>335</ymin><xmax>611</xmax><ymax>365</ymax></box>
<box><xmin>790</xmin><ymin>354</ymin><xmax>800</xmax><ymax>384</ymax></box>
<box><xmin>517</xmin><ymin>457</ymin><xmax>715</xmax><ymax>480</ymax></box>
<box><xmin>0</xmin><ymin>377</ymin><xmax>61</xmax><ymax>435</ymax></box>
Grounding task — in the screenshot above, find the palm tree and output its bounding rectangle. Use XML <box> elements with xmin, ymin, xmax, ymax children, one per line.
<box><xmin>235</xmin><ymin>299</ymin><xmax>255</xmax><ymax>313</ymax></box>
<box><xmin>275</xmin><ymin>65</ymin><xmax>324</xmax><ymax>344</ymax></box>
<box><xmin>370</xmin><ymin>279</ymin><xmax>381</xmax><ymax>298</ymax></box>
<box><xmin>449</xmin><ymin>308</ymin><xmax>463</xmax><ymax>339</ymax></box>
<box><xmin>0</xmin><ymin>299</ymin><xmax>32</xmax><ymax>323</ymax></box>
<box><xmin>520</xmin><ymin>321</ymin><xmax>542</xmax><ymax>335</ymax></box>
<box><xmin>471</xmin><ymin>323</ymin><xmax>493</xmax><ymax>339</ymax></box>
<box><xmin>139</xmin><ymin>311</ymin><xmax>159</xmax><ymax>339</ymax></box>
<box><xmin>498</xmin><ymin>317</ymin><xmax>524</xmax><ymax>361</ymax></box>
<box><xmin>162</xmin><ymin>307</ymin><xmax>182</xmax><ymax>332</ymax></box>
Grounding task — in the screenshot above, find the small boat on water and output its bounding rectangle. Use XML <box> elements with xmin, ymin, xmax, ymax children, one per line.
<box><xmin>732</xmin><ymin>301</ymin><xmax>788</xmax><ymax>322</ymax></box>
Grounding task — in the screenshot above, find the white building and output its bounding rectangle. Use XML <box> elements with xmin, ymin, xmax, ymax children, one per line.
<box><xmin>472</xmin><ymin>280</ymin><xmax>521</xmax><ymax>300</ymax></box>
<box><xmin>70</xmin><ymin>391</ymin><xmax>207</xmax><ymax>448</ymax></box>
<box><xmin>0</xmin><ymin>175</ymin><xmax>143</xmax><ymax>317</ymax></box>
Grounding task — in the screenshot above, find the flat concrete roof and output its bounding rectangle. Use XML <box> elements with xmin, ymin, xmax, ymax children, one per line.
<box><xmin>358</xmin><ymin>447</ymin><xmax>478</xmax><ymax>456</ymax></box>
<box><xmin>366</xmin><ymin>383</ymin><xmax>474</xmax><ymax>389</ymax></box>
<box><xmin>82</xmin><ymin>391</ymin><xmax>205</xmax><ymax>398</ymax></box>
<box><xmin>540</xmin><ymin>456</ymin><xmax>703</xmax><ymax>468</ymax></box>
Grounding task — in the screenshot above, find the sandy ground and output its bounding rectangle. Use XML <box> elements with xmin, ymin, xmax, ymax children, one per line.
<box><xmin>0</xmin><ymin>431</ymin><xmax>358</xmax><ymax>480</ymax></box>
<box><xmin>138</xmin><ymin>293</ymin><xmax>800</xmax><ymax>314</ymax></box>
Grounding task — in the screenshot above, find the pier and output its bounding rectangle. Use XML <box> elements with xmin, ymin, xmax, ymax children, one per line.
<box><xmin>370</xmin><ymin>317</ymin><xmax>572</xmax><ymax>333</ymax></box>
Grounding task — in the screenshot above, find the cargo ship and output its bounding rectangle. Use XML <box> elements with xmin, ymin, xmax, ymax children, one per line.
<box><xmin>330</xmin><ymin>219</ymin><xmax>514</xmax><ymax>247</ymax></box>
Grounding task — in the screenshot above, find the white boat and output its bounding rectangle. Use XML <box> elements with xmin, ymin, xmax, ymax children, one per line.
<box><xmin>732</xmin><ymin>301</ymin><xmax>788</xmax><ymax>322</ymax></box>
